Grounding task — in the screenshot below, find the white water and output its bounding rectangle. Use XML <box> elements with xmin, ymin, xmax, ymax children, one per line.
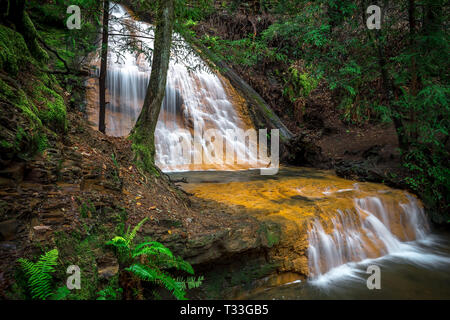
<box><xmin>306</xmin><ymin>194</ymin><xmax>449</xmax><ymax>284</ymax></box>
<box><xmin>96</xmin><ymin>3</ymin><xmax>260</xmax><ymax>171</ymax></box>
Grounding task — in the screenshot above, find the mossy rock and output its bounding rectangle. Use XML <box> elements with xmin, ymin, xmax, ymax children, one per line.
<box><xmin>34</xmin><ymin>83</ymin><xmax>68</xmax><ymax>133</ymax></box>
<box><xmin>0</xmin><ymin>78</ymin><xmax>46</xmax><ymax>162</ymax></box>
<box><xmin>0</xmin><ymin>25</ymin><xmax>31</xmax><ymax>76</ymax></box>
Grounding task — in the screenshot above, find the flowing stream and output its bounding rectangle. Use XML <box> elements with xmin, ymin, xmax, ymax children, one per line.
<box><xmin>86</xmin><ymin>4</ymin><xmax>450</xmax><ymax>299</ymax></box>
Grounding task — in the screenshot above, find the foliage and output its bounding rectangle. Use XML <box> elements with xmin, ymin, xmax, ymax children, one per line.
<box><xmin>97</xmin><ymin>285</ymin><xmax>123</xmax><ymax>300</ymax></box>
<box><xmin>35</xmin><ymin>84</ymin><xmax>68</xmax><ymax>133</ymax></box>
<box><xmin>107</xmin><ymin>218</ymin><xmax>203</xmax><ymax>300</ymax></box>
<box><xmin>200</xmin><ymin>34</ymin><xmax>286</xmax><ymax>68</ymax></box>
<box><xmin>0</xmin><ymin>13</ymin><xmax>69</xmax><ymax>162</ymax></box>
<box><xmin>17</xmin><ymin>249</ymin><xmax>60</xmax><ymax>300</ymax></box>
<box><xmin>282</xmin><ymin>65</ymin><xmax>319</xmax><ymax>102</ymax></box>
<box><xmin>0</xmin><ymin>25</ymin><xmax>31</xmax><ymax>75</ymax></box>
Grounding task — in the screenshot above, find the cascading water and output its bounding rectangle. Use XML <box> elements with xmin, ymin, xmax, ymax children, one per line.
<box><xmin>86</xmin><ymin>3</ymin><xmax>262</xmax><ymax>172</ymax></box>
<box><xmin>307</xmin><ymin>194</ymin><xmax>430</xmax><ymax>278</ymax></box>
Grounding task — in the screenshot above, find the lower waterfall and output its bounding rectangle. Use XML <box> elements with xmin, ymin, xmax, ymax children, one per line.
<box><xmin>307</xmin><ymin>195</ymin><xmax>430</xmax><ymax>278</ymax></box>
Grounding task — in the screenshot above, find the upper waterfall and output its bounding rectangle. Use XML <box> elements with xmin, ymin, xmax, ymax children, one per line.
<box><xmin>86</xmin><ymin>3</ymin><xmax>264</xmax><ymax>172</ymax></box>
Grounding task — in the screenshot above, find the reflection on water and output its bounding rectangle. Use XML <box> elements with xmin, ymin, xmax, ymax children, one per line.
<box><xmin>170</xmin><ymin>167</ymin><xmax>450</xmax><ymax>299</ymax></box>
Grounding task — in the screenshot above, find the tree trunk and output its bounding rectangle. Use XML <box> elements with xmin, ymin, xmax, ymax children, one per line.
<box><xmin>98</xmin><ymin>0</ymin><xmax>109</xmax><ymax>134</ymax></box>
<box><xmin>130</xmin><ymin>0</ymin><xmax>175</xmax><ymax>172</ymax></box>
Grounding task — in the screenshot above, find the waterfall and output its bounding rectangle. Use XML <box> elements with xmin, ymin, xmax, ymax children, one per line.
<box><xmin>87</xmin><ymin>3</ymin><xmax>262</xmax><ymax>172</ymax></box>
<box><xmin>307</xmin><ymin>194</ymin><xmax>430</xmax><ymax>278</ymax></box>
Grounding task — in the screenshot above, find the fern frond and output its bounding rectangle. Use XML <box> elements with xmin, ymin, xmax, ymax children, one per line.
<box><xmin>133</xmin><ymin>241</ymin><xmax>169</xmax><ymax>253</ymax></box>
<box><xmin>18</xmin><ymin>258</ymin><xmax>35</xmax><ymax>277</ymax></box>
<box><xmin>175</xmin><ymin>276</ymin><xmax>204</xmax><ymax>290</ymax></box>
<box><xmin>35</xmin><ymin>249</ymin><xmax>58</xmax><ymax>273</ymax></box>
<box><xmin>132</xmin><ymin>242</ymin><xmax>174</xmax><ymax>259</ymax></box>
<box><xmin>162</xmin><ymin>256</ymin><xmax>194</xmax><ymax>275</ymax></box>
<box><xmin>18</xmin><ymin>249</ymin><xmax>59</xmax><ymax>300</ymax></box>
<box><xmin>106</xmin><ymin>236</ymin><xmax>128</xmax><ymax>248</ymax></box>
<box><xmin>126</xmin><ymin>217</ymin><xmax>148</xmax><ymax>245</ymax></box>
<box><xmin>126</xmin><ymin>263</ymin><xmax>186</xmax><ymax>300</ymax></box>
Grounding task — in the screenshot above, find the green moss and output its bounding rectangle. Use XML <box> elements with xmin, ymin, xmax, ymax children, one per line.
<box><xmin>0</xmin><ymin>17</ymin><xmax>68</xmax><ymax>160</ymax></box>
<box><xmin>0</xmin><ymin>78</ymin><xmax>49</xmax><ymax>159</ymax></box>
<box><xmin>22</xmin><ymin>12</ymin><xmax>49</xmax><ymax>62</ymax></box>
<box><xmin>0</xmin><ymin>140</ymin><xmax>13</xmax><ymax>149</ymax></box>
<box><xmin>132</xmin><ymin>143</ymin><xmax>155</xmax><ymax>172</ymax></box>
<box><xmin>0</xmin><ymin>25</ymin><xmax>30</xmax><ymax>75</ymax></box>
<box><xmin>37</xmin><ymin>134</ymin><xmax>48</xmax><ymax>153</ymax></box>
<box><xmin>130</xmin><ymin>128</ymin><xmax>159</xmax><ymax>176</ymax></box>
<box><xmin>0</xmin><ymin>79</ymin><xmax>42</xmax><ymax>128</ymax></box>
<box><xmin>40</xmin><ymin>28</ymin><xmax>75</xmax><ymax>71</ymax></box>
<box><xmin>34</xmin><ymin>83</ymin><xmax>67</xmax><ymax>133</ymax></box>
<box><xmin>258</xmin><ymin>221</ymin><xmax>281</xmax><ymax>248</ymax></box>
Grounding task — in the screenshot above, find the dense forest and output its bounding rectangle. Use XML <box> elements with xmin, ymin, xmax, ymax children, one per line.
<box><xmin>0</xmin><ymin>0</ymin><xmax>448</xmax><ymax>302</ymax></box>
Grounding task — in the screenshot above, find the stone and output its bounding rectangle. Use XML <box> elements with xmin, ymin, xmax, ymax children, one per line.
<box><xmin>291</xmin><ymin>256</ymin><xmax>309</xmax><ymax>275</ymax></box>
<box><xmin>98</xmin><ymin>265</ymin><xmax>119</xmax><ymax>280</ymax></box>
<box><xmin>0</xmin><ymin>219</ymin><xmax>18</xmax><ymax>241</ymax></box>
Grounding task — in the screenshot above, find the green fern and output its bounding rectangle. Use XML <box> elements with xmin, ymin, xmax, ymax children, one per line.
<box><xmin>125</xmin><ymin>264</ymin><xmax>186</xmax><ymax>300</ymax></box>
<box><xmin>176</xmin><ymin>276</ymin><xmax>204</xmax><ymax>290</ymax></box>
<box><xmin>107</xmin><ymin>218</ymin><xmax>203</xmax><ymax>300</ymax></box>
<box><xmin>126</xmin><ymin>217</ymin><xmax>148</xmax><ymax>245</ymax></box>
<box><xmin>18</xmin><ymin>249</ymin><xmax>59</xmax><ymax>300</ymax></box>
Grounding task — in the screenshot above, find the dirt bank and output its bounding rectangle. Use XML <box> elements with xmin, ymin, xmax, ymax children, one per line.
<box><xmin>0</xmin><ymin>110</ymin><xmax>281</xmax><ymax>299</ymax></box>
